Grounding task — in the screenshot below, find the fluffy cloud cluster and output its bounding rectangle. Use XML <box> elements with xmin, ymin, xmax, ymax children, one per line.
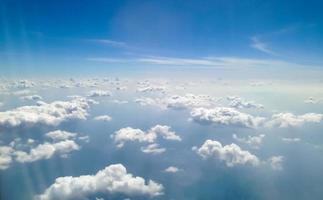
<box><xmin>227</xmin><ymin>96</ymin><xmax>264</xmax><ymax>109</ymax></box>
<box><xmin>233</xmin><ymin>134</ymin><xmax>265</xmax><ymax>149</ymax></box>
<box><xmin>193</xmin><ymin>140</ymin><xmax>260</xmax><ymax>167</ymax></box>
<box><xmin>0</xmin><ymin>130</ymin><xmax>83</xmax><ymax>170</ymax></box>
<box><xmin>15</xmin><ymin>140</ymin><xmax>80</xmax><ymax>163</ymax></box>
<box><xmin>190</xmin><ymin>107</ymin><xmax>265</xmax><ymax>128</ymax></box>
<box><xmin>267</xmin><ymin>112</ymin><xmax>323</xmax><ymax>128</ymax></box>
<box><xmin>36</xmin><ymin>164</ymin><xmax>164</xmax><ymax>200</ymax></box>
<box><xmin>0</xmin><ymin>99</ymin><xmax>90</xmax><ymax>128</ymax></box>
<box><xmin>112</xmin><ymin>125</ymin><xmax>181</xmax><ymax>153</ymax></box>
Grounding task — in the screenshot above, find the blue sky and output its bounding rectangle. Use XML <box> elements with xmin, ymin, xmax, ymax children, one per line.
<box><xmin>1</xmin><ymin>0</ymin><xmax>323</xmax><ymax>77</ymax></box>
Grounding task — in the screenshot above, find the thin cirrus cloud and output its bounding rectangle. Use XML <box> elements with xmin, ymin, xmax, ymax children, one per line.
<box><xmin>250</xmin><ymin>36</ymin><xmax>278</xmax><ymax>56</ymax></box>
<box><xmin>35</xmin><ymin>164</ymin><xmax>164</xmax><ymax>200</ymax></box>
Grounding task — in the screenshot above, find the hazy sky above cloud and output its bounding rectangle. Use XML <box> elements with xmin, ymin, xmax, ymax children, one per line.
<box><xmin>1</xmin><ymin>0</ymin><xmax>323</xmax><ymax>79</ymax></box>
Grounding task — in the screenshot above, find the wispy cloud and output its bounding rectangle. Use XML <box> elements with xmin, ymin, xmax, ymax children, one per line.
<box><xmin>250</xmin><ymin>37</ymin><xmax>277</xmax><ymax>55</ymax></box>
<box><xmin>88</xmin><ymin>39</ymin><xmax>128</xmax><ymax>48</ymax></box>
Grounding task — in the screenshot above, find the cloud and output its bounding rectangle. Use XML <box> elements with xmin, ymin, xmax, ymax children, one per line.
<box><xmin>112</xmin><ymin>125</ymin><xmax>181</xmax><ymax>149</ymax></box>
<box><xmin>233</xmin><ymin>134</ymin><xmax>265</xmax><ymax>149</ymax></box>
<box><xmin>190</xmin><ymin>107</ymin><xmax>266</xmax><ymax>128</ymax></box>
<box><xmin>267</xmin><ymin>156</ymin><xmax>284</xmax><ymax>170</ymax></box>
<box><xmin>227</xmin><ymin>96</ymin><xmax>264</xmax><ymax>109</ymax></box>
<box><xmin>135</xmin><ymin>94</ymin><xmax>218</xmax><ymax>110</ymax></box>
<box><xmin>193</xmin><ymin>139</ymin><xmax>260</xmax><ymax>167</ymax></box>
<box><xmin>164</xmin><ymin>166</ymin><xmax>180</xmax><ymax>173</ymax></box>
<box><xmin>282</xmin><ymin>137</ymin><xmax>301</xmax><ymax>143</ymax></box>
<box><xmin>0</xmin><ymin>146</ymin><xmax>14</xmax><ymax>170</ymax></box>
<box><xmin>267</xmin><ymin>112</ymin><xmax>323</xmax><ymax>128</ymax></box>
<box><xmin>36</xmin><ymin>164</ymin><xmax>163</xmax><ymax>200</ymax></box>
<box><xmin>0</xmin><ymin>99</ymin><xmax>90</xmax><ymax>128</ymax></box>
<box><xmin>14</xmin><ymin>140</ymin><xmax>80</xmax><ymax>163</ymax></box>
<box><xmin>87</xmin><ymin>90</ymin><xmax>111</xmax><ymax>97</ymax></box>
<box><xmin>45</xmin><ymin>130</ymin><xmax>77</xmax><ymax>142</ymax></box>
<box><xmin>90</xmin><ymin>39</ymin><xmax>128</xmax><ymax>48</ymax></box>
<box><xmin>20</xmin><ymin>95</ymin><xmax>43</xmax><ymax>101</ymax></box>
<box><xmin>141</xmin><ymin>143</ymin><xmax>166</xmax><ymax>154</ymax></box>
<box><xmin>94</xmin><ymin>115</ymin><xmax>112</xmax><ymax>122</ymax></box>
<box><xmin>250</xmin><ymin>37</ymin><xmax>277</xmax><ymax>55</ymax></box>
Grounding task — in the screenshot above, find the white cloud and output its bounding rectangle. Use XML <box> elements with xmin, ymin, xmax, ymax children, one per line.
<box><xmin>14</xmin><ymin>140</ymin><xmax>80</xmax><ymax>163</ymax></box>
<box><xmin>45</xmin><ymin>130</ymin><xmax>77</xmax><ymax>142</ymax></box>
<box><xmin>193</xmin><ymin>139</ymin><xmax>260</xmax><ymax>167</ymax></box>
<box><xmin>282</xmin><ymin>137</ymin><xmax>301</xmax><ymax>143</ymax></box>
<box><xmin>250</xmin><ymin>37</ymin><xmax>277</xmax><ymax>55</ymax></box>
<box><xmin>87</xmin><ymin>90</ymin><xmax>111</xmax><ymax>97</ymax></box>
<box><xmin>0</xmin><ymin>146</ymin><xmax>14</xmax><ymax>170</ymax></box>
<box><xmin>233</xmin><ymin>134</ymin><xmax>265</xmax><ymax>149</ymax></box>
<box><xmin>36</xmin><ymin>164</ymin><xmax>163</xmax><ymax>200</ymax></box>
<box><xmin>268</xmin><ymin>156</ymin><xmax>284</xmax><ymax>170</ymax></box>
<box><xmin>164</xmin><ymin>166</ymin><xmax>180</xmax><ymax>173</ymax></box>
<box><xmin>0</xmin><ymin>98</ymin><xmax>90</xmax><ymax>128</ymax></box>
<box><xmin>20</xmin><ymin>95</ymin><xmax>43</xmax><ymax>101</ymax></box>
<box><xmin>227</xmin><ymin>96</ymin><xmax>264</xmax><ymax>109</ymax></box>
<box><xmin>112</xmin><ymin>125</ymin><xmax>181</xmax><ymax>149</ymax></box>
<box><xmin>141</xmin><ymin>143</ymin><xmax>166</xmax><ymax>154</ymax></box>
<box><xmin>267</xmin><ymin>112</ymin><xmax>323</xmax><ymax>128</ymax></box>
<box><xmin>190</xmin><ymin>107</ymin><xmax>266</xmax><ymax>128</ymax></box>
<box><xmin>94</xmin><ymin>115</ymin><xmax>112</xmax><ymax>122</ymax></box>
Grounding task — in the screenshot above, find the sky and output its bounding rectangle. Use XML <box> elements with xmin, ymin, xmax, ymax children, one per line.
<box><xmin>1</xmin><ymin>0</ymin><xmax>323</xmax><ymax>78</ymax></box>
<box><xmin>1</xmin><ymin>1</ymin><xmax>323</xmax><ymax>200</ymax></box>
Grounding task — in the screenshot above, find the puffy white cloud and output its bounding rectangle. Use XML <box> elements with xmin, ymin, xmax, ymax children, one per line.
<box><xmin>0</xmin><ymin>146</ymin><xmax>14</xmax><ymax>170</ymax></box>
<box><xmin>14</xmin><ymin>140</ymin><xmax>80</xmax><ymax>163</ymax></box>
<box><xmin>141</xmin><ymin>143</ymin><xmax>166</xmax><ymax>154</ymax></box>
<box><xmin>0</xmin><ymin>99</ymin><xmax>90</xmax><ymax>128</ymax></box>
<box><xmin>233</xmin><ymin>134</ymin><xmax>265</xmax><ymax>149</ymax></box>
<box><xmin>94</xmin><ymin>115</ymin><xmax>112</xmax><ymax>122</ymax></box>
<box><xmin>112</xmin><ymin>125</ymin><xmax>181</xmax><ymax>149</ymax></box>
<box><xmin>45</xmin><ymin>130</ymin><xmax>77</xmax><ymax>142</ymax></box>
<box><xmin>36</xmin><ymin>164</ymin><xmax>164</xmax><ymax>200</ymax></box>
<box><xmin>268</xmin><ymin>156</ymin><xmax>284</xmax><ymax>170</ymax></box>
<box><xmin>267</xmin><ymin>113</ymin><xmax>323</xmax><ymax>128</ymax></box>
<box><xmin>227</xmin><ymin>96</ymin><xmax>264</xmax><ymax>109</ymax></box>
<box><xmin>87</xmin><ymin>90</ymin><xmax>111</xmax><ymax>97</ymax></box>
<box><xmin>193</xmin><ymin>140</ymin><xmax>260</xmax><ymax>167</ymax></box>
<box><xmin>190</xmin><ymin>107</ymin><xmax>265</xmax><ymax>128</ymax></box>
<box><xmin>164</xmin><ymin>166</ymin><xmax>180</xmax><ymax>173</ymax></box>
<box><xmin>20</xmin><ymin>95</ymin><xmax>43</xmax><ymax>101</ymax></box>
<box><xmin>137</xmin><ymin>85</ymin><xmax>166</xmax><ymax>93</ymax></box>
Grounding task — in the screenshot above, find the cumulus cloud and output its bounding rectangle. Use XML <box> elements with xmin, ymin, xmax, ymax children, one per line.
<box><xmin>193</xmin><ymin>140</ymin><xmax>260</xmax><ymax>167</ymax></box>
<box><xmin>112</xmin><ymin>125</ymin><xmax>181</xmax><ymax>149</ymax></box>
<box><xmin>268</xmin><ymin>156</ymin><xmax>284</xmax><ymax>170</ymax></box>
<box><xmin>87</xmin><ymin>90</ymin><xmax>111</xmax><ymax>97</ymax></box>
<box><xmin>190</xmin><ymin>107</ymin><xmax>265</xmax><ymax>128</ymax></box>
<box><xmin>267</xmin><ymin>112</ymin><xmax>323</xmax><ymax>128</ymax></box>
<box><xmin>94</xmin><ymin>115</ymin><xmax>112</xmax><ymax>122</ymax></box>
<box><xmin>0</xmin><ymin>99</ymin><xmax>90</xmax><ymax>128</ymax></box>
<box><xmin>14</xmin><ymin>140</ymin><xmax>80</xmax><ymax>163</ymax></box>
<box><xmin>141</xmin><ymin>143</ymin><xmax>166</xmax><ymax>154</ymax></box>
<box><xmin>45</xmin><ymin>130</ymin><xmax>77</xmax><ymax>142</ymax></box>
<box><xmin>164</xmin><ymin>166</ymin><xmax>180</xmax><ymax>173</ymax></box>
<box><xmin>36</xmin><ymin>164</ymin><xmax>164</xmax><ymax>200</ymax></box>
<box><xmin>227</xmin><ymin>96</ymin><xmax>264</xmax><ymax>109</ymax></box>
<box><xmin>233</xmin><ymin>134</ymin><xmax>265</xmax><ymax>149</ymax></box>
<box><xmin>0</xmin><ymin>146</ymin><xmax>14</xmax><ymax>170</ymax></box>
